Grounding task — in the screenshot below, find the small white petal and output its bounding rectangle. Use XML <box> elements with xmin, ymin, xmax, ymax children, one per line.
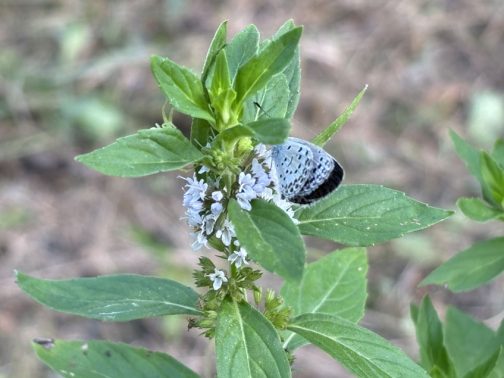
<box><xmin>236</xmin><ymin>195</ymin><xmax>252</xmax><ymax>211</ymax></box>
<box><xmin>221</xmin><ymin>230</ymin><xmax>232</xmax><ymax>246</ymax></box>
<box><xmin>211</xmin><ymin>202</ymin><xmax>223</xmax><ymax>216</ymax></box>
<box><xmin>208</xmin><ymin>269</ymin><xmax>227</xmax><ymax>290</ymax></box>
<box><xmin>254</xmin><ymin>144</ymin><xmax>267</xmax><ymax>156</ymax></box>
<box><xmin>198</xmin><ymin>165</ymin><xmax>210</xmax><ymax>174</ymax></box>
<box><xmin>203</xmin><ymin>214</ymin><xmax>217</xmax><ymax>234</ymax></box>
<box><xmin>212</xmin><ymin>191</ymin><xmax>224</xmax><ymax>201</ymax></box>
<box><xmin>216</xmin><ymin>219</ymin><xmax>236</xmax><ymax>246</ymax></box>
<box><xmin>228</xmin><ymin>248</ymin><xmax>248</xmax><ymax>268</ymax></box>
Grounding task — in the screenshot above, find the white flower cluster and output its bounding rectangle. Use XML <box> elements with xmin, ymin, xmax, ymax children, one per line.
<box><xmin>235</xmin><ymin>157</ymin><xmax>272</xmax><ymax>211</ymax></box>
<box><xmin>181</xmin><ymin>144</ymin><xmax>298</xmax><ymax>289</ymax></box>
<box><xmin>182</xmin><ymin>172</ymin><xmax>232</xmax><ymax>250</ymax></box>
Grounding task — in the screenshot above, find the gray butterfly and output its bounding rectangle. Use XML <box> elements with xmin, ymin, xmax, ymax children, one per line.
<box><xmin>271</xmin><ymin>137</ymin><xmax>344</xmax><ymax>204</ymax></box>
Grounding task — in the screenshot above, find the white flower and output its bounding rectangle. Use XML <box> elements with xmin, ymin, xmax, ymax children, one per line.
<box><xmin>182</xmin><ymin>174</ymin><xmax>208</xmax><ymax>202</ymax></box>
<box><xmin>208</xmin><ymin>268</ymin><xmax>228</xmax><ymax>290</ymax></box>
<box><xmin>202</xmin><ymin>213</ymin><xmax>218</xmax><ymax>234</ymax></box>
<box><xmin>186</xmin><ymin>208</ymin><xmax>203</xmax><ymax>227</ymax></box>
<box><xmin>251</xmin><ymin>158</ymin><xmax>271</xmax><ymax>194</ymax></box>
<box><xmin>191</xmin><ymin>230</ymin><xmax>208</xmax><ymax>250</ymax></box>
<box><xmin>228</xmin><ymin>248</ymin><xmax>249</xmax><ymax>268</ymax></box>
<box><xmin>236</xmin><ymin>172</ymin><xmax>257</xmax><ymax>210</ymax></box>
<box><xmin>212</xmin><ymin>191</ymin><xmax>223</xmax><ymax>201</ymax></box>
<box><xmin>198</xmin><ymin>165</ymin><xmax>210</xmax><ymax>174</ymax></box>
<box><xmin>211</xmin><ymin>202</ymin><xmax>223</xmax><ymax>216</ymax></box>
<box><xmin>251</xmin><ymin>158</ymin><xmax>266</xmax><ymax>179</ymax></box>
<box><xmin>210</xmin><ymin>191</ymin><xmax>224</xmax><ymax>216</ymax></box>
<box><xmin>254</xmin><ymin>144</ymin><xmax>268</xmax><ymax>157</ymax></box>
<box><xmin>238</xmin><ymin>172</ymin><xmax>255</xmax><ymax>192</ymax></box>
<box><xmin>234</xmin><ymin>152</ymin><xmax>274</xmax><ymax>212</ymax></box>
<box><xmin>215</xmin><ymin>218</ymin><xmax>235</xmax><ymax>246</ymax></box>
<box><xmin>260</xmin><ymin>187</ymin><xmax>274</xmax><ymax>201</ymax></box>
<box><xmin>236</xmin><ymin>189</ymin><xmax>255</xmax><ymax>211</ymax></box>
<box><xmin>183</xmin><ymin>195</ymin><xmax>203</xmax><ymax>213</ymax></box>
<box><xmin>181</xmin><ymin>174</ymin><xmax>208</xmax><ymax>226</ymax></box>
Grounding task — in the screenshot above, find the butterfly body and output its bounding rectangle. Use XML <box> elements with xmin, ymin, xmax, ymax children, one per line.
<box><xmin>272</xmin><ymin>137</ymin><xmax>344</xmax><ymax>204</ymax></box>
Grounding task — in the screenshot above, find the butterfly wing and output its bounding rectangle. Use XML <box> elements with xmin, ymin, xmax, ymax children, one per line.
<box><xmin>271</xmin><ymin>139</ymin><xmax>314</xmax><ymax>201</ymax></box>
<box><xmin>290</xmin><ymin>138</ymin><xmax>344</xmax><ymax>204</ymax></box>
<box><xmin>272</xmin><ymin>137</ymin><xmax>344</xmax><ymax>204</ymax></box>
<box><xmin>289</xmin><ymin>138</ymin><xmax>336</xmax><ymax>197</ymax></box>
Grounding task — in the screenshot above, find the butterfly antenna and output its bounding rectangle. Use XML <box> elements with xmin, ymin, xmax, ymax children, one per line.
<box><xmin>193</xmin><ymin>127</ymin><xmax>218</xmax><ymax>150</ymax></box>
<box><xmin>253</xmin><ymin>101</ymin><xmax>274</xmax><ymax>119</ymax></box>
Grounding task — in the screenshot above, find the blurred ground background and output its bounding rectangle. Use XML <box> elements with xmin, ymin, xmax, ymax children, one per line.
<box><xmin>1</xmin><ymin>0</ymin><xmax>503</xmax><ymax>377</ymax></box>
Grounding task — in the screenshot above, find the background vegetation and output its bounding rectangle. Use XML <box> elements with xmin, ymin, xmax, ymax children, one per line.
<box><xmin>1</xmin><ymin>1</ymin><xmax>503</xmax><ymax>377</ymax></box>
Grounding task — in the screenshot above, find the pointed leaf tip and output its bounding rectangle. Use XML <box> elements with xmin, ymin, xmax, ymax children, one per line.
<box><xmin>311</xmin><ymin>85</ymin><xmax>368</xmax><ymax>147</ymax></box>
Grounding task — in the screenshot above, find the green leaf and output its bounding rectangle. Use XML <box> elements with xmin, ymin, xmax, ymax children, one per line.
<box><xmin>450</xmin><ymin>130</ymin><xmax>504</xmax><ymax>208</ymax></box>
<box><xmin>457</xmin><ymin>197</ymin><xmax>503</xmax><ymax>222</ymax></box>
<box><xmin>228</xmin><ymin>199</ymin><xmax>305</xmax><ymax>282</ymax></box>
<box><xmin>420</xmin><ymin>237</ymin><xmax>504</xmax><ymax>292</ymax></box>
<box><xmin>242</xmin><ymin>74</ymin><xmax>290</xmax><ymax>123</ymax></box>
<box><xmin>450</xmin><ymin>129</ymin><xmax>482</xmax><ymax>182</ymax></box>
<box><xmin>271</xmin><ymin>20</ymin><xmax>301</xmax><ymax>118</ymax></box>
<box><xmin>411</xmin><ymin>296</ymin><xmax>453</xmax><ymax>375</ymax></box>
<box><xmin>499</xmin><ymin>319</ymin><xmax>504</xmax><ymax>343</ymax></box>
<box><xmin>234</xmin><ymin>27</ymin><xmax>302</xmax><ymax>105</ymax></box>
<box><xmin>273</xmin><ymin>19</ymin><xmax>297</xmax><ymax>39</ymax></box>
<box><xmin>190</xmin><ymin>118</ymin><xmax>211</xmax><ymax>149</ymax></box>
<box><xmin>17</xmin><ymin>272</ymin><xmax>201</xmax><ymax>321</ymax></box>
<box><xmin>212</xmin><ymin>125</ymin><xmax>252</xmax><ymax>145</ymax></box>
<box><xmin>444</xmin><ymin>307</ymin><xmax>501</xmax><ymax>378</ymax></box>
<box><xmin>429</xmin><ymin>366</ymin><xmax>452</xmax><ymax>378</ymax></box>
<box><xmin>297</xmin><ymin>184</ymin><xmax>452</xmax><ymax>247</ymax></box>
<box><xmin>492</xmin><ymin>139</ymin><xmax>504</xmax><ymax>167</ymax></box>
<box><xmin>246</xmin><ymin>118</ymin><xmax>291</xmax><ymax>144</ymax></box>
<box><xmin>465</xmin><ymin>348</ymin><xmax>501</xmax><ymax>378</ymax></box>
<box><xmin>311</xmin><ymin>85</ymin><xmax>368</xmax><ymax>147</ymax></box>
<box><xmin>231</xmin><ymin>21</ymin><xmax>296</xmax><ymax>125</ymax></box>
<box><xmin>410</xmin><ymin>303</ymin><xmax>419</xmax><ymax>323</ymax></box>
<box><xmin>215</xmin><ymin>118</ymin><xmax>290</xmax><ymax>146</ymax></box>
<box><xmin>281</xmin><ymin>247</ymin><xmax>368</xmax><ymax>351</ymax></box>
<box><xmin>283</xmin><ymin>55</ymin><xmax>300</xmax><ymax>118</ymax></box>
<box><xmin>208</xmin><ymin>50</ymin><xmax>237</xmax><ymax>127</ymax></box>
<box><xmin>488</xmin><ymin>348</ymin><xmax>504</xmax><ymax>378</ymax></box>
<box><xmin>75</xmin><ymin>126</ymin><xmax>203</xmax><ymax>177</ymax></box>
<box><xmin>210</xmin><ymin>50</ymin><xmax>232</xmax><ymax>98</ymax></box>
<box><xmin>215</xmin><ymin>299</ymin><xmax>291</xmax><ymax>378</ymax></box>
<box><xmin>225</xmin><ymin>25</ymin><xmax>260</xmax><ymax>84</ymax></box>
<box><xmin>481</xmin><ymin>151</ymin><xmax>504</xmax><ymax>207</ymax></box>
<box><xmin>151</xmin><ymin>55</ymin><xmax>214</xmax><ymax>123</ymax></box>
<box><xmin>33</xmin><ymin>339</ymin><xmax>199</xmax><ymax>378</ymax></box>
<box><xmin>288</xmin><ymin>313</ymin><xmax>429</xmax><ymax>378</ymax></box>
<box><xmin>202</xmin><ymin>21</ymin><xmax>227</xmax><ymax>81</ymax></box>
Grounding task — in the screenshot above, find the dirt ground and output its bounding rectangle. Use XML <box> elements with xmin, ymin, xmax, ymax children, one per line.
<box><xmin>1</xmin><ymin>1</ymin><xmax>503</xmax><ymax>377</ymax></box>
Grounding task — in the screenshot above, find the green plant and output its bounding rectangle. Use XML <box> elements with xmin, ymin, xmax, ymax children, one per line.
<box><xmin>421</xmin><ymin>131</ymin><xmax>504</xmax><ymax>292</ymax></box>
<box><xmin>411</xmin><ymin>132</ymin><xmax>504</xmax><ymax>378</ymax></box>
<box><xmin>18</xmin><ymin>20</ymin><xmax>453</xmax><ymax>377</ymax></box>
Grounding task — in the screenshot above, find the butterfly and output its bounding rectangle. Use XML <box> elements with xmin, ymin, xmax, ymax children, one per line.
<box><xmin>271</xmin><ymin>137</ymin><xmax>344</xmax><ymax>204</ymax></box>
